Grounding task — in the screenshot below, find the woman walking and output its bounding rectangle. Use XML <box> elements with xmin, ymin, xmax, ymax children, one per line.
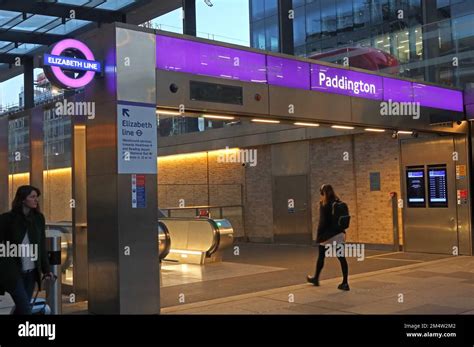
<box><xmin>0</xmin><ymin>185</ymin><xmax>53</xmax><ymax>314</ymax></box>
<box><xmin>307</xmin><ymin>184</ymin><xmax>350</xmax><ymax>291</ymax></box>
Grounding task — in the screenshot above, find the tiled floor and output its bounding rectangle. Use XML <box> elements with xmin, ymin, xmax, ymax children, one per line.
<box><xmin>163</xmin><ymin>256</ymin><xmax>474</xmax><ymax>315</ymax></box>
<box><xmin>1</xmin><ymin>244</ymin><xmax>469</xmax><ymax>315</ymax></box>
<box><xmin>161</xmin><ymin>261</ymin><xmax>285</xmax><ymax>287</ymax></box>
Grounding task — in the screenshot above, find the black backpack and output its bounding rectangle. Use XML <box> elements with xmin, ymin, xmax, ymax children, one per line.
<box><xmin>332</xmin><ymin>200</ymin><xmax>351</xmax><ymax>231</ymax></box>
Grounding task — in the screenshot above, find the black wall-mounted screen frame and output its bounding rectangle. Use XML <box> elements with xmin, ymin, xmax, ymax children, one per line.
<box><xmin>190</xmin><ymin>81</ymin><xmax>243</xmax><ymax>105</ymax></box>
<box><xmin>427</xmin><ymin>164</ymin><xmax>449</xmax><ymax>208</ymax></box>
<box><xmin>406</xmin><ymin>166</ymin><xmax>426</xmax><ymax>208</ymax></box>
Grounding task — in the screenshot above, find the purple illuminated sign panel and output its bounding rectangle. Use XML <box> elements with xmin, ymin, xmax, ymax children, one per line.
<box><xmin>155</xmin><ymin>35</ymin><xmax>464</xmax><ymax>112</ymax></box>
<box><xmin>266</xmin><ymin>56</ymin><xmax>310</xmax><ymax>90</ymax></box>
<box><xmin>413</xmin><ymin>83</ymin><xmax>464</xmax><ymax>112</ymax></box>
<box><xmin>382</xmin><ymin>78</ymin><xmax>414</xmax><ymax>103</ymax></box>
<box><xmin>43</xmin><ymin>39</ymin><xmax>101</xmax><ymax>89</ymax></box>
<box><xmin>156</xmin><ymin>35</ymin><xmax>267</xmax><ymax>83</ymax></box>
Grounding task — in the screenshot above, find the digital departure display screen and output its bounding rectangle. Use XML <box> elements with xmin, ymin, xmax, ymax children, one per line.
<box><xmin>406</xmin><ymin>168</ymin><xmax>425</xmax><ymax>207</ymax></box>
<box><xmin>428</xmin><ymin>166</ymin><xmax>448</xmax><ymax>208</ymax></box>
<box><xmin>190</xmin><ymin>81</ymin><xmax>243</xmax><ymax>105</ymax></box>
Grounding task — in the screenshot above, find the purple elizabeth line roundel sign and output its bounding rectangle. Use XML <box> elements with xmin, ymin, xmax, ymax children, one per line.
<box><xmin>43</xmin><ymin>39</ymin><xmax>102</xmax><ymax>89</ymax></box>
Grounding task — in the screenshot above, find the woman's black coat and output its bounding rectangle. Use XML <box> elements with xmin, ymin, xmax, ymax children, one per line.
<box><xmin>316</xmin><ymin>200</ymin><xmax>344</xmax><ymax>243</ymax></box>
<box><xmin>0</xmin><ymin>210</ymin><xmax>51</xmax><ymax>295</ymax></box>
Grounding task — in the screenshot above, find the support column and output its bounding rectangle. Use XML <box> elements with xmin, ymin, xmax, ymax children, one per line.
<box><xmin>0</xmin><ymin>115</ymin><xmax>8</xmax><ymax>213</ymax></box>
<box><xmin>23</xmin><ymin>57</ymin><xmax>34</xmax><ymax>109</ymax></box>
<box><xmin>71</xmin><ymin>95</ymin><xmax>88</xmax><ymax>301</ymax></box>
<box><xmin>465</xmin><ymin>85</ymin><xmax>474</xmax><ymax>255</ymax></box>
<box><xmin>183</xmin><ymin>0</ymin><xmax>197</xmax><ymax>36</ymax></box>
<box><xmin>278</xmin><ymin>0</ymin><xmax>294</xmax><ymax>55</ymax></box>
<box><xmin>84</xmin><ymin>24</ymin><xmax>159</xmax><ymax>314</ymax></box>
<box><xmin>29</xmin><ymin>107</ymin><xmax>44</xmax><ymax>206</ymax></box>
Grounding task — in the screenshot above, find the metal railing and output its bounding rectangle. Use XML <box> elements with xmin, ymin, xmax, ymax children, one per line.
<box><xmin>159</xmin><ymin>204</ymin><xmax>245</xmax><ymax>240</ymax></box>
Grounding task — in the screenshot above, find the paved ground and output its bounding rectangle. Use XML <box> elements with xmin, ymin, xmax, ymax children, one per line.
<box><xmin>162</xmin><ymin>255</ymin><xmax>474</xmax><ymax>314</ymax></box>
<box><xmin>1</xmin><ymin>243</ymin><xmax>470</xmax><ymax>315</ymax></box>
<box><xmin>158</xmin><ymin>243</ymin><xmax>449</xmax><ymax>308</ymax></box>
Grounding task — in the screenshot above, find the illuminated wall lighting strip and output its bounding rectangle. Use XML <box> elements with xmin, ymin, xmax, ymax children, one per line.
<box><xmin>251</xmin><ymin>119</ymin><xmax>281</xmax><ymax>124</ymax></box>
<box><xmin>365</xmin><ymin>128</ymin><xmax>386</xmax><ymax>132</ymax></box>
<box><xmin>156</xmin><ymin>109</ymin><xmax>183</xmax><ymax>116</ymax></box>
<box><xmin>9</xmin><ymin>168</ymin><xmax>72</xmax><ymax>177</ymax></box>
<box><xmin>203</xmin><ymin>114</ymin><xmax>235</xmax><ymax>120</ymax></box>
<box><xmin>332</xmin><ymin>125</ymin><xmax>355</xmax><ymax>130</ymax></box>
<box><xmin>158</xmin><ymin>148</ymin><xmax>240</xmax><ymax>161</ymax></box>
<box><xmin>294</xmin><ymin>122</ymin><xmax>320</xmax><ymax>127</ymax></box>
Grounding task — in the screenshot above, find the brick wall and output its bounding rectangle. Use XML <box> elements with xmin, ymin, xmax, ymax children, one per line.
<box><xmin>157</xmin><ymin>151</ymin><xmax>245</xmax><ymax>237</ymax></box>
<box><xmin>354</xmin><ymin>133</ymin><xmax>402</xmax><ymax>245</ymax></box>
<box><xmin>309</xmin><ymin>133</ymin><xmax>402</xmax><ymax>246</ymax></box>
<box><xmin>244</xmin><ymin>145</ymin><xmax>273</xmax><ymax>242</ymax></box>
<box><xmin>158</xmin><ymin>153</ymin><xmax>208</xmax><ymax>207</ymax></box>
<box><xmin>156</xmin><ymin>133</ymin><xmax>403</xmax><ymax>246</ymax></box>
<box><xmin>309</xmin><ymin>136</ymin><xmax>359</xmax><ymax>243</ymax></box>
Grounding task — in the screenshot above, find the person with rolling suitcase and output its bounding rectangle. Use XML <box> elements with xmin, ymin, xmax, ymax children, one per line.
<box><xmin>30</xmin><ymin>274</ymin><xmax>57</xmax><ymax>315</ymax></box>
<box><xmin>0</xmin><ymin>186</ymin><xmax>54</xmax><ymax>315</ymax></box>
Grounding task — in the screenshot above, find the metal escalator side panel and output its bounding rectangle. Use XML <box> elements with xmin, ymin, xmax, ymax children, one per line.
<box><xmin>186</xmin><ymin>219</ymin><xmax>215</xmax><ymax>253</ymax></box>
<box><xmin>209</xmin><ymin>219</ymin><xmax>234</xmax><ymax>254</ymax></box>
<box><xmin>158</xmin><ymin>221</ymin><xmax>171</xmax><ymax>260</ymax></box>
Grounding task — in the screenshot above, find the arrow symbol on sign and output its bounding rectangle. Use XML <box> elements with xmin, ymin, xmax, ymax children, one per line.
<box><xmin>123</xmin><ymin>108</ymin><xmax>130</xmax><ymax>117</ymax></box>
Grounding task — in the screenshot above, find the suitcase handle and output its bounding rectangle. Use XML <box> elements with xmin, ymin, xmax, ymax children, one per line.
<box><xmin>31</xmin><ymin>274</ymin><xmax>58</xmax><ymax>311</ymax></box>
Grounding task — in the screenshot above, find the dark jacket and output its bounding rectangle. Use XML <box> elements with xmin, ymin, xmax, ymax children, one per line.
<box><xmin>316</xmin><ymin>199</ymin><xmax>344</xmax><ymax>243</ymax></box>
<box><xmin>0</xmin><ymin>210</ymin><xmax>51</xmax><ymax>296</ymax></box>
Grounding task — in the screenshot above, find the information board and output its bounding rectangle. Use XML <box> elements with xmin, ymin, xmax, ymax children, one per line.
<box><xmin>406</xmin><ymin>168</ymin><xmax>426</xmax><ymax>207</ymax></box>
<box><xmin>428</xmin><ymin>166</ymin><xmax>448</xmax><ymax>208</ymax></box>
<box><xmin>117</xmin><ymin>103</ymin><xmax>158</xmax><ymax>174</ymax></box>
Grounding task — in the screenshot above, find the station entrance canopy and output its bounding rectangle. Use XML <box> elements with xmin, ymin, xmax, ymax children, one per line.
<box><xmin>149</xmin><ymin>27</ymin><xmax>466</xmax><ymax>132</ymax></box>
<box><xmin>156</xmin><ymin>34</ymin><xmax>463</xmax><ymax>112</ymax></box>
<box><xmin>1</xmin><ymin>22</ymin><xmax>468</xmax><ymax>314</ymax></box>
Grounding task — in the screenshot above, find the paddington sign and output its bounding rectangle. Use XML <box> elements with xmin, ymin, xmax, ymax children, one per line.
<box><xmin>311</xmin><ymin>64</ymin><xmax>383</xmax><ymax>100</ymax></box>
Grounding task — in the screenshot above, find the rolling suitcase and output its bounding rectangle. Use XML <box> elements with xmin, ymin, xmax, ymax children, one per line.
<box><xmin>30</xmin><ymin>274</ymin><xmax>57</xmax><ymax>315</ymax></box>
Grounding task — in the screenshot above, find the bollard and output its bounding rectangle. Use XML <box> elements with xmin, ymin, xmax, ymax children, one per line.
<box><xmin>390</xmin><ymin>192</ymin><xmax>400</xmax><ymax>252</ymax></box>
<box><xmin>46</xmin><ymin>236</ymin><xmax>62</xmax><ymax>315</ymax></box>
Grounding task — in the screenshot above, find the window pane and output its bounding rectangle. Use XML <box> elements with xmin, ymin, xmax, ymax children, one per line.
<box><xmin>306</xmin><ymin>0</ymin><xmax>322</xmax><ymax>41</ymax></box>
<box><xmin>293</xmin><ymin>6</ymin><xmax>306</xmax><ymax>46</ymax></box>
<box><xmin>321</xmin><ymin>0</ymin><xmax>337</xmax><ymax>37</ymax></box>
<box><xmin>264</xmin><ymin>0</ymin><xmax>278</xmax><ymax>16</ymax></box>
<box><xmin>354</xmin><ymin>0</ymin><xmax>370</xmax><ymax>28</ymax></box>
<box><xmin>250</xmin><ymin>0</ymin><xmax>265</xmax><ymax>21</ymax></box>
<box><xmin>336</xmin><ymin>0</ymin><xmax>353</xmax><ymax>32</ymax></box>
<box><xmin>252</xmin><ymin>19</ymin><xmax>266</xmax><ymax>50</ymax></box>
<box><xmin>265</xmin><ymin>15</ymin><xmax>279</xmax><ymax>51</ymax></box>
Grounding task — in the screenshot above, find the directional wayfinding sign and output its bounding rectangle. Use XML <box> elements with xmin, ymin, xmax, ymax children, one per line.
<box><xmin>117</xmin><ymin>103</ymin><xmax>158</xmax><ymax>174</ymax></box>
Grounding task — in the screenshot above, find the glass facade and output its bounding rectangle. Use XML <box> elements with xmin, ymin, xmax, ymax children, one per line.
<box><xmin>249</xmin><ymin>0</ymin><xmax>474</xmax><ymax>88</ymax></box>
<box><xmin>250</xmin><ymin>0</ymin><xmax>280</xmax><ymax>51</ymax></box>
